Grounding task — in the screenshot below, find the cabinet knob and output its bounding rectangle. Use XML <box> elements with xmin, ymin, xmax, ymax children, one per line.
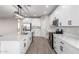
<box><xmin>60</xmin><ymin>46</ymin><xmax>63</xmax><ymax>52</ymax></box>
<box><xmin>60</xmin><ymin>41</ymin><xmax>64</xmax><ymax>44</ymax></box>
<box><xmin>24</xmin><ymin>43</ymin><xmax>26</xmax><ymax>47</ymax></box>
<box><xmin>24</xmin><ymin>39</ymin><xmax>26</xmax><ymax>41</ymax></box>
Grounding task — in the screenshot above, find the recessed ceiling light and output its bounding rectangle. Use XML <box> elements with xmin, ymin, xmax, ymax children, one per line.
<box><xmin>55</xmin><ymin>12</ymin><xmax>59</xmax><ymax>14</ymax></box>
<box><xmin>44</xmin><ymin>11</ymin><xmax>47</xmax><ymax>14</ymax></box>
<box><xmin>62</xmin><ymin>6</ymin><xmax>68</xmax><ymax>8</ymax></box>
<box><xmin>45</xmin><ymin>5</ymin><xmax>49</xmax><ymax>8</ymax></box>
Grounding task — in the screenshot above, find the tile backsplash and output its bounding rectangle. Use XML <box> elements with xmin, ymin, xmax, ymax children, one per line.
<box><xmin>62</xmin><ymin>26</ymin><xmax>79</xmax><ymax>36</ymax></box>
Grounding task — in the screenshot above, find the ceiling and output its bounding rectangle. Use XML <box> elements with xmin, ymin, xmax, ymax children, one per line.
<box><xmin>22</xmin><ymin>5</ymin><xmax>58</xmax><ymax>17</ymax></box>
<box><xmin>0</xmin><ymin>5</ymin><xmax>58</xmax><ymax>19</ymax></box>
<box><xmin>0</xmin><ymin>5</ymin><xmax>17</xmax><ymax>19</ymax></box>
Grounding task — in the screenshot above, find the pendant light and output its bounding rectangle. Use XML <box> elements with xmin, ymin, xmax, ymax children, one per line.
<box><xmin>14</xmin><ymin>5</ymin><xmax>24</xmax><ymax>19</ymax></box>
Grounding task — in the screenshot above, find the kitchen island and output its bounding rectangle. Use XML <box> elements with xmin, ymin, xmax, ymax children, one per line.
<box><xmin>0</xmin><ymin>32</ymin><xmax>32</xmax><ymax>54</ymax></box>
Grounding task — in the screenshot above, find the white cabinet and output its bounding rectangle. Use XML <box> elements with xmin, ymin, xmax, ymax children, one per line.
<box><xmin>33</xmin><ymin>29</ymin><xmax>41</xmax><ymax>36</ymax></box>
<box><xmin>54</xmin><ymin>37</ymin><xmax>64</xmax><ymax>54</ymax></box>
<box><xmin>58</xmin><ymin>40</ymin><xmax>65</xmax><ymax>54</ymax></box>
<box><xmin>53</xmin><ymin>35</ymin><xmax>79</xmax><ymax>54</ymax></box>
<box><xmin>0</xmin><ymin>33</ymin><xmax>32</xmax><ymax>54</ymax></box>
<box><xmin>0</xmin><ymin>41</ymin><xmax>22</xmax><ymax>54</ymax></box>
<box><xmin>53</xmin><ymin>37</ymin><xmax>60</xmax><ymax>53</ymax></box>
<box><xmin>25</xmin><ymin>37</ymin><xmax>32</xmax><ymax>52</ymax></box>
<box><xmin>21</xmin><ymin>33</ymin><xmax>32</xmax><ymax>53</ymax></box>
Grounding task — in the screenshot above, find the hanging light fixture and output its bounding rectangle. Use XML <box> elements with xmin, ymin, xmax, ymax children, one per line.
<box><xmin>17</xmin><ymin>5</ymin><xmax>22</xmax><ymax>15</ymax></box>
<box><xmin>14</xmin><ymin>5</ymin><xmax>24</xmax><ymax>19</ymax></box>
<box><xmin>14</xmin><ymin>11</ymin><xmax>24</xmax><ymax>19</ymax></box>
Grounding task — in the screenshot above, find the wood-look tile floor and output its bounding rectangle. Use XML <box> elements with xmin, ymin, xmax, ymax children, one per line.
<box><xmin>26</xmin><ymin>37</ymin><xmax>56</xmax><ymax>54</ymax></box>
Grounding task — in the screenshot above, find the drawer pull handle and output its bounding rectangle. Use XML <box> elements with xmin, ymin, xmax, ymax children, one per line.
<box><xmin>60</xmin><ymin>41</ymin><xmax>64</xmax><ymax>44</ymax></box>
<box><xmin>60</xmin><ymin>46</ymin><xmax>63</xmax><ymax>52</ymax></box>
<box><xmin>24</xmin><ymin>39</ymin><xmax>26</xmax><ymax>41</ymax></box>
<box><xmin>24</xmin><ymin>43</ymin><xmax>26</xmax><ymax>47</ymax></box>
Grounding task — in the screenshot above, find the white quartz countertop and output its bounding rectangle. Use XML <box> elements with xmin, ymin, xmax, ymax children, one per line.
<box><xmin>54</xmin><ymin>33</ymin><xmax>79</xmax><ymax>49</ymax></box>
<box><xmin>18</xmin><ymin>32</ymin><xmax>32</xmax><ymax>41</ymax></box>
<box><xmin>0</xmin><ymin>32</ymin><xmax>32</xmax><ymax>41</ymax></box>
<box><xmin>0</xmin><ymin>34</ymin><xmax>18</xmax><ymax>41</ymax></box>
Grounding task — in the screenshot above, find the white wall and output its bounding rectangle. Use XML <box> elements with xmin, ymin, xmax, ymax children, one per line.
<box><xmin>49</xmin><ymin>5</ymin><xmax>79</xmax><ymax>35</ymax></box>
<box><xmin>50</xmin><ymin>5</ymin><xmax>79</xmax><ymax>26</ymax></box>
<box><xmin>22</xmin><ymin>18</ymin><xmax>31</xmax><ymax>24</ymax></box>
<box><xmin>21</xmin><ymin>18</ymin><xmax>41</xmax><ymax>37</ymax></box>
<box><xmin>31</xmin><ymin>18</ymin><xmax>40</xmax><ymax>27</ymax></box>
<box><xmin>40</xmin><ymin>15</ymin><xmax>49</xmax><ymax>38</ymax></box>
<box><xmin>31</xmin><ymin>18</ymin><xmax>41</xmax><ymax>37</ymax></box>
<box><xmin>0</xmin><ymin>18</ymin><xmax>17</xmax><ymax>35</ymax></box>
<box><xmin>28</xmin><ymin>17</ymin><xmax>49</xmax><ymax>39</ymax></box>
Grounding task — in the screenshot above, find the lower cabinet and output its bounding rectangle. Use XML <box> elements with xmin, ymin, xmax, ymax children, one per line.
<box><xmin>53</xmin><ymin>37</ymin><xmax>60</xmax><ymax>53</ymax></box>
<box><xmin>25</xmin><ymin>37</ymin><xmax>32</xmax><ymax>52</ymax></box>
<box><xmin>0</xmin><ymin>41</ymin><xmax>22</xmax><ymax>54</ymax></box>
<box><xmin>54</xmin><ymin>36</ymin><xmax>79</xmax><ymax>54</ymax></box>
<box><xmin>0</xmin><ymin>36</ymin><xmax>32</xmax><ymax>54</ymax></box>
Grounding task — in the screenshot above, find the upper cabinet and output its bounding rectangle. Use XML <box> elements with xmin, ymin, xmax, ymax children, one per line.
<box><xmin>50</xmin><ymin>5</ymin><xmax>79</xmax><ymax>26</ymax></box>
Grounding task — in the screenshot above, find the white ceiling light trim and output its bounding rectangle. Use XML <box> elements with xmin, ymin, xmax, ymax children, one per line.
<box><xmin>45</xmin><ymin>5</ymin><xmax>49</xmax><ymax>8</ymax></box>
<box><xmin>44</xmin><ymin>11</ymin><xmax>47</xmax><ymax>14</ymax></box>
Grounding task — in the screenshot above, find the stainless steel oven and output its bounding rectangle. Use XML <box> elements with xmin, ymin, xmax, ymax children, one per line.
<box><xmin>21</xmin><ymin>23</ymin><xmax>31</xmax><ymax>35</ymax></box>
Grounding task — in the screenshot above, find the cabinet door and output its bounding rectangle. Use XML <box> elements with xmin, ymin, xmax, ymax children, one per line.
<box><xmin>59</xmin><ymin>40</ymin><xmax>65</xmax><ymax>54</ymax></box>
<box><xmin>53</xmin><ymin>37</ymin><xmax>57</xmax><ymax>51</ymax></box>
<box><xmin>54</xmin><ymin>35</ymin><xmax>79</xmax><ymax>54</ymax></box>
<box><xmin>1</xmin><ymin>41</ymin><xmax>21</xmax><ymax>54</ymax></box>
<box><xmin>63</xmin><ymin>41</ymin><xmax>79</xmax><ymax>54</ymax></box>
<box><xmin>25</xmin><ymin>37</ymin><xmax>32</xmax><ymax>52</ymax></box>
<box><xmin>54</xmin><ymin>36</ymin><xmax>65</xmax><ymax>54</ymax></box>
<box><xmin>53</xmin><ymin>37</ymin><xmax>58</xmax><ymax>50</ymax></box>
<box><xmin>54</xmin><ymin>37</ymin><xmax>61</xmax><ymax>53</ymax></box>
<box><xmin>33</xmin><ymin>29</ymin><xmax>41</xmax><ymax>36</ymax></box>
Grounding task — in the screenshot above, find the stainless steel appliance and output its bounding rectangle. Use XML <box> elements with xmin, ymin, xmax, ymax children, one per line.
<box><xmin>21</xmin><ymin>23</ymin><xmax>31</xmax><ymax>35</ymax></box>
